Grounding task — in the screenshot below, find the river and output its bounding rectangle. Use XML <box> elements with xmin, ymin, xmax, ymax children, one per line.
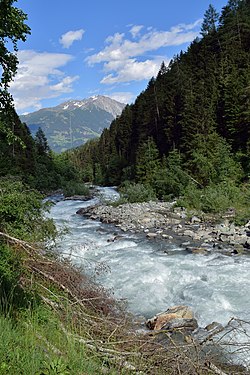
<box><xmin>48</xmin><ymin>187</ymin><xmax>250</xmax><ymax>367</ymax></box>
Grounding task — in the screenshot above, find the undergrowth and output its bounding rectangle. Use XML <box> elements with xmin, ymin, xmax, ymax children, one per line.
<box><xmin>176</xmin><ymin>181</ymin><xmax>250</xmax><ymax>224</ymax></box>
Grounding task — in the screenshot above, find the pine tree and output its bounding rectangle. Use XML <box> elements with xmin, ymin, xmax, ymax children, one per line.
<box><xmin>201</xmin><ymin>4</ymin><xmax>219</xmax><ymax>37</ymax></box>
<box><xmin>136</xmin><ymin>137</ymin><xmax>161</xmax><ymax>186</ymax></box>
<box><xmin>34</xmin><ymin>127</ymin><xmax>50</xmax><ymax>155</ymax></box>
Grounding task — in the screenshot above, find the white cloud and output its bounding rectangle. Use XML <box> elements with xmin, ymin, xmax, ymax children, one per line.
<box><xmin>87</xmin><ymin>28</ymin><xmax>199</xmax><ymax>65</ymax></box>
<box><xmin>101</xmin><ymin>58</ymin><xmax>164</xmax><ymax>84</ymax></box>
<box><xmin>129</xmin><ymin>25</ymin><xmax>143</xmax><ymax>38</ymax></box>
<box><xmin>107</xmin><ymin>92</ymin><xmax>135</xmax><ymax>104</ymax></box>
<box><xmin>59</xmin><ymin>29</ymin><xmax>85</xmax><ymax>48</ymax></box>
<box><xmin>86</xmin><ymin>20</ymin><xmax>201</xmax><ymax>84</ymax></box>
<box><xmin>10</xmin><ymin>50</ymin><xmax>79</xmax><ymax>112</ymax></box>
<box><xmin>51</xmin><ymin>76</ymin><xmax>79</xmax><ymax>92</ymax></box>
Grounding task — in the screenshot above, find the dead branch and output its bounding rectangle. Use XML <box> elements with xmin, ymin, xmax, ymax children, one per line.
<box><xmin>205</xmin><ymin>361</ymin><xmax>228</xmax><ymax>375</ymax></box>
<box><xmin>59</xmin><ymin>325</ymin><xmax>144</xmax><ymax>373</ymax></box>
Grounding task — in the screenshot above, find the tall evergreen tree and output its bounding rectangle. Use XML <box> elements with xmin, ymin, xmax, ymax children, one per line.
<box><xmin>136</xmin><ymin>137</ymin><xmax>161</xmax><ymax>186</ymax></box>
<box><xmin>34</xmin><ymin>127</ymin><xmax>50</xmax><ymax>155</ymax></box>
<box><xmin>201</xmin><ymin>4</ymin><xmax>219</xmax><ymax>36</ymax></box>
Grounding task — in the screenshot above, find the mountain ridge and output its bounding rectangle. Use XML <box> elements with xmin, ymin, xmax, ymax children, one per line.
<box><xmin>20</xmin><ymin>95</ymin><xmax>126</xmax><ymax>153</ymax></box>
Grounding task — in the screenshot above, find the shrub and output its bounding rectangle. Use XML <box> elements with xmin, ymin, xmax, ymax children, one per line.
<box><xmin>118</xmin><ymin>182</ymin><xmax>156</xmax><ymax>203</ymax></box>
<box><xmin>178</xmin><ymin>180</ymin><xmax>247</xmax><ymax>215</ymax></box>
<box><xmin>0</xmin><ymin>177</ymin><xmax>56</xmax><ymax>242</ymax></box>
<box><xmin>63</xmin><ymin>181</ymin><xmax>90</xmax><ymax>198</ymax></box>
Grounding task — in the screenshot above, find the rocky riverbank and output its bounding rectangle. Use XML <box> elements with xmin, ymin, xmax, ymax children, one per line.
<box><xmin>77</xmin><ymin>200</ymin><xmax>250</xmax><ymax>255</ymax></box>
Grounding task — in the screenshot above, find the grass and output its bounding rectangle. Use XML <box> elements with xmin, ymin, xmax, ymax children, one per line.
<box><xmin>0</xmin><ymin>307</ymin><xmax>115</xmax><ymax>375</ymax></box>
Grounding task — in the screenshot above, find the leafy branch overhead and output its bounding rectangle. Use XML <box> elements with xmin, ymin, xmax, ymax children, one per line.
<box><xmin>0</xmin><ymin>0</ymin><xmax>30</xmax><ymax>108</ymax></box>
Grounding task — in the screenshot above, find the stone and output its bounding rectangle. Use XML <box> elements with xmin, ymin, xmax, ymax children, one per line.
<box><xmin>190</xmin><ymin>216</ymin><xmax>201</xmax><ymax>224</ymax></box>
<box><xmin>141</xmin><ymin>217</ymin><xmax>151</xmax><ymax>224</ymax></box>
<box><xmin>181</xmin><ymin>241</ymin><xmax>191</xmax><ymax>247</ymax></box>
<box><xmin>146</xmin><ymin>232</ymin><xmax>158</xmax><ymax>239</ymax></box>
<box><xmin>243</xmin><ymin>240</ymin><xmax>250</xmax><ymax>249</ymax></box>
<box><xmin>187</xmin><ymin>247</ymin><xmax>208</xmax><ymax>255</ymax></box>
<box><xmin>183</xmin><ymin>229</ymin><xmax>195</xmax><ymax>238</ymax></box>
<box><xmin>245</xmin><ymin>220</ymin><xmax>250</xmax><ymax>227</ymax></box>
<box><xmin>156</xmin><ymin>229</ymin><xmax>163</xmax><ymax>234</ymax></box>
<box><xmin>146</xmin><ymin>305</ymin><xmax>198</xmax><ymax>332</ymax></box>
<box><xmin>161</xmin><ymin>234</ymin><xmax>173</xmax><ymax>240</ymax></box>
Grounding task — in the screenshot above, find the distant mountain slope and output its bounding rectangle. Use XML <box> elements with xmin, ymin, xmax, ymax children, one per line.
<box><xmin>20</xmin><ymin>96</ymin><xmax>126</xmax><ymax>153</ymax></box>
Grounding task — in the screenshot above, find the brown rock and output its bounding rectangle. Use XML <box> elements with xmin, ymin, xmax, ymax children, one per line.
<box><xmin>146</xmin><ymin>305</ymin><xmax>197</xmax><ymax>332</ymax></box>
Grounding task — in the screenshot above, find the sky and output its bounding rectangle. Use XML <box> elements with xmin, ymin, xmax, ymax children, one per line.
<box><xmin>10</xmin><ymin>0</ymin><xmax>228</xmax><ymax>114</ymax></box>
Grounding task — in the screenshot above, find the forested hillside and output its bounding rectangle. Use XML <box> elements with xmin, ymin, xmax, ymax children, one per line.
<box><xmin>69</xmin><ymin>0</ymin><xmax>250</xmax><ymax>214</ymax></box>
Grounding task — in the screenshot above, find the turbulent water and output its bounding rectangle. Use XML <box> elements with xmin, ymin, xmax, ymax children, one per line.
<box><xmin>48</xmin><ymin>187</ymin><xmax>250</xmax><ymax>366</ymax></box>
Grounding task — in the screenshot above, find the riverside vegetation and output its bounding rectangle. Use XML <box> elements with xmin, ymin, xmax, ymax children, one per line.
<box><xmin>0</xmin><ymin>0</ymin><xmax>250</xmax><ymax>374</ymax></box>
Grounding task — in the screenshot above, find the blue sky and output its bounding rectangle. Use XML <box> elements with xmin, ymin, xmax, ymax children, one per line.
<box><xmin>11</xmin><ymin>0</ymin><xmax>228</xmax><ymax>114</ymax></box>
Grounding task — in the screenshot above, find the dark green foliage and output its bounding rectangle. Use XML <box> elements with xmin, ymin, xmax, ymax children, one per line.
<box><xmin>153</xmin><ymin>150</ymin><xmax>190</xmax><ymax>200</ymax></box>
<box><xmin>63</xmin><ymin>181</ymin><xmax>90</xmax><ymax>198</ymax></box>
<box><xmin>34</xmin><ymin>127</ymin><xmax>50</xmax><ymax>155</ymax></box>
<box><xmin>0</xmin><ymin>109</ymin><xmax>36</xmax><ymax>178</ymax></box>
<box><xmin>0</xmin><ymin>177</ymin><xmax>57</xmax><ymax>311</ymax></box>
<box><xmin>186</xmin><ymin>132</ymin><xmax>243</xmax><ymax>186</ymax></box>
<box><xmin>201</xmin><ymin>4</ymin><xmax>219</xmax><ymax>36</ymax></box>
<box><xmin>0</xmin><ymin>177</ymin><xmax>56</xmax><ymax>241</ymax></box>
<box><xmin>178</xmin><ymin>181</ymin><xmax>248</xmax><ymax>214</ymax></box>
<box><xmin>136</xmin><ymin>137</ymin><xmax>161</xmax><ymax>185</ymax></box>
<box><xmin>117</xmin><ymin>181</ymin><xmax>156</xmax><ymax>203</ymax></box>
<box><xmin>0</xmin><ymin>108</ymin><xmax>82</xmax><ymax>193</ymax></box>
<box><xmin>0</xmin><ymin>0</ymin><xmax>30</xmax><ymax>108</ymax></box>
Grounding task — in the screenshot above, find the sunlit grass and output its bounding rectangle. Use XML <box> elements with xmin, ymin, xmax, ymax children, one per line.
<box><xmin>0</xmin><ymin>305</ymin><xmax>115</xmax><ymax>375</ymax></box>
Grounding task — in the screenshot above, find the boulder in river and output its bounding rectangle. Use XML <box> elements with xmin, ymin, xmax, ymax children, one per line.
<box><xmin>146</xmin><ymin>305</ymin><xmax>198</xmax><ymax>332</ymax></box>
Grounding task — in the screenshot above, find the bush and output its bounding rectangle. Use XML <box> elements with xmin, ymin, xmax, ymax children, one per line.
<box><xmin>0</xmin><ymin>177</ymin><xmax>56</xmax><ymax>242</ymax></box>
<box><xmin>118</xmin><ymin>182</ymin><xmax>156</xmax><ymax>203</ymax></box>
<box><xmin>63</xmin><ymin>181</ymin><xmax>90</xmax><ymax>197</ymax></box>
<box><xmin>178</xmin><ymin>180</ymin><xmax>247</xmax><ymax>214</ymax></box>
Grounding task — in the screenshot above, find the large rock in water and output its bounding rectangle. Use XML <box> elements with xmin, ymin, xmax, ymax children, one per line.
<box><xmin>146</xmin><ymin>305</ymin><xmax>198</xmax><ymax>332</ymax></box>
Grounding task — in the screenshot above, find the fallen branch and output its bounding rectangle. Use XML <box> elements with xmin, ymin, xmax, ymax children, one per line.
<box><xmin>60</xmin><ymin>325</ymin><xmax>144</xmax><ymax>373</ymax></box>
<box><xmin>205</xmin><ymin>361</ymin><xmax>228</xmax><ymax>375</ymax></box>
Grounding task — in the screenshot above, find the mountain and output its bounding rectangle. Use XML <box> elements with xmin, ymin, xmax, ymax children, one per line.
<box><xmin>20</xmin><ymin>95</ymin><xmax>126</xmax><ymax>153</ymax></box>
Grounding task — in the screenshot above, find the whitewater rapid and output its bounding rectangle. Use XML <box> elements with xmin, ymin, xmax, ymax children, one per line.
<box><xmin>48</xmin><ymin>187</ymin><xmax>250</xmax><ymax>366</ymax></box>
